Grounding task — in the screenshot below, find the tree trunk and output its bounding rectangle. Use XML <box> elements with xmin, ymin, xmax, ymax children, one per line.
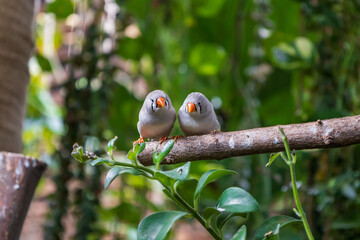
<box><xmin>0</xmin><ymin>0</ymin><xmax>34</xmax><ymax>152</ymax></box>
<box><xmin>0</xmin><ymin>152</ymin><xmax>46</xmax><ymax>240</ymax></box>
<box><xmin>0</xmin><ymin>1</ymin><xmax>46</xmax><ymax>239</ymax></box>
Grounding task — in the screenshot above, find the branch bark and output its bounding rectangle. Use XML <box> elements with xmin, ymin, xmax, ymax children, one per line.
<box><xmin>138</xmin><ymin>115</ymin><xmax>360</xmax><ymax>166</ymax></box>
<box><xmin>0</xmin><ymin>152</ymin><xmax>46</xmax><ymax>240</ymax></box>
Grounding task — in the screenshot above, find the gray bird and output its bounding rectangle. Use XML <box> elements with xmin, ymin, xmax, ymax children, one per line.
<box><xmin>178</xmin><ymin>92</ymin><xmax>220</xmax><ymax>136</ymax></box>
<box><xmin>136</xmin><ymin>90</ymin><xmax>176</xmax><ymax>143</ymax></box>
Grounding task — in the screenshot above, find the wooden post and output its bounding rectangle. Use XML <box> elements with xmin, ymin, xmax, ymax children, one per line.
<box><xmin>0</xmin><ymin>152</ymin><xmax>46</xmax><ymax>240</ymax></box>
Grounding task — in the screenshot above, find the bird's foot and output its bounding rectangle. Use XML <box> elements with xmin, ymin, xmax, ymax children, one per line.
<box><xmin>210</xmin><ymin>129</ymin><xmax>221</xmax><ymax>134</ymax></box>
<box><xmin>170</xmin><ymin>135</ymin><xmax>183</xmax><ymax>142</ymax></box>
<box><xmin>133</xmin><ymin>137</ymin><xmax>144</xmax><ymax>145</ymax></box>
<box><xmin>159</xmin><ymin>136</ymin><xmax>168</xmax><ymax>144</ymax></box>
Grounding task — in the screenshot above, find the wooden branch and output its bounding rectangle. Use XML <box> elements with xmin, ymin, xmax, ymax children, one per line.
<box><xmin>138</xmin><ymin>115</ymin><xmax>360</xmax><ymax>166</ymax></box>
<box><xmin>0</xmin><ymin>152</ymin><xmax>46</xmax><ymax>240</ymax></box>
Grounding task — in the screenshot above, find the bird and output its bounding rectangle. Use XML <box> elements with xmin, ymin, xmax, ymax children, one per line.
<box><xmin>178</xmin><ymin>92</ymin><xmax>220</xmax><ymax>136</ymax></box>
<box><xmin>135</xmin><ymin>90</ymin><xmax>176</xmax><ymax>144</ymax></box>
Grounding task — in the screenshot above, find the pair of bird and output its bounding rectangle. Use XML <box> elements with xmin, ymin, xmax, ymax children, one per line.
<box><xmin>136</xmin><ymin>90</ymin><xmax>220</xmax><ymax>143</ymax></box>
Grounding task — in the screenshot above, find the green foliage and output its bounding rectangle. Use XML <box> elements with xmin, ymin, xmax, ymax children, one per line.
<box><xmin>106</xmin><ymin>136</ymin><xmax>118</xmax><ymax>159</ymax></box>
<box><xmin>28</xmin><ymin>0</ymin><xmax>360</xmax><ymax>238</ymax></box>
<box><xmin>72</xmin><ymin>143</ymin><xmax>97</xmax><ymax>163</ymax></box>
<box><xmin>231</xmin><ymin>225</ymin><xmax>247</xmax><ymax>240</ymax></box>
<box><xmin>194</xmin><ymin>169</ymin><xmax>237</xmax><ymax>210</ymax></box>
<box><xmin>35</xmin><ymin>53</ymin><xmax>52</xmax><ymax>72</ymax></box>
<box><xmin>104</xmin><ymin>167</ymin><xmax>146</xmax><ymax>189</ymax></box>
<box><xmin>265</xmin><ymin>128</ymin><xmax>314</xmax><ymax>240</ymax></box>
<box><xmin>272</xmin><ymin>37</ymin><xmax>318</xmax><ymax>70</ymax></box>
<box><xmin>174</xmin><ymin>179</ymin><xmax>198</xmax><ymax>208</ymax></box>
<box><xmin>217</xmin><ymin>187</ymin><xmax>259</xmax><ymax>214</ymax></box>
<box><xmin>189</xmin><ymin>44</ymin><xmax>227</xmax><ymax>76</ymax></box>
<box><xmin>156</xmin><ymin>162</ymin><xmax>191</xmax><ymax>183</ymax></box>
<box><xmin>46</xmin><ymin>0</ymin><xmax>74</xmax><ymax>19</ymax></box>
<box><xmin>153</xmin><ymin>140</ymin><xmax>175</xmax><ymax>169</ymax></box>
<box><xmin>137</xmin><ymin>211</ymin><xmax>187</xmax><ymax>240</ymax></box>
<box><xmin>90</xmin><ymin>158</ymin><xmax>114</xmax><ymax>166</ymax></box>
<box><xmin>254</xmin><ymin>216</ymin><xmax>301</xmax><ymax>240</ymax></box>
<box><xmin>74</xmin><ymin>139</ymin><xmax>263</xmax><ymax>240</ymax></box>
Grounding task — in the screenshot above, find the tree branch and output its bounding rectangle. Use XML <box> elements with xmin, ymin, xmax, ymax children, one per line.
<box><xmin>138</xmin><ymin>115</ymin><xmax>360</xmax><ymax>166</ymax></box>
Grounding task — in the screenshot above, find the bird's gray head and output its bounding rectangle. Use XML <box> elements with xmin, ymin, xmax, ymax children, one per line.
<box><xmin>144</xmin><ymin>90</ymin><xmax>172</xmax><ymax>113</ymax></box>
<box><xmin>182</xmin><ymin>92</ymin><xmax>212</xmax><ymax>117</ymax></box>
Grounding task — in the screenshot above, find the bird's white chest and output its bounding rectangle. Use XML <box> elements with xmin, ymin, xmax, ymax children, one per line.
<box><xmin>180</xmin><ymin>115</ymin><xmax>209</xmax><ymax>135</ymax></box>
<box><xmin>141</xmin><ymin>121</ymin><xmax>172</xmax><ymax>137</ymax></box>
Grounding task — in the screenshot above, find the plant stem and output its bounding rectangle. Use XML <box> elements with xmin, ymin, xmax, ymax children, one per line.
<box><xmin>112</xmin><ymin>161</ymin><xmax>155</xmax><ymax>176</ymax></box>
<box><xmin>113</xmin><ymin>160</ymin><xmax>222</xmax><ymax>239</ymax></box>
<box><xmin>280</xmin><ymin>127</ymin><xmax>314</xmax><ymax>240</ymax></box>
<box><xmin>171</xmin><ymin>192</ymin><xmax>222</xmax><ymax>240</ymax></box>
<box><xmin>289</xmin><ymin>162</ymin><xmax>314</xmax><ymax>240</ymax></box>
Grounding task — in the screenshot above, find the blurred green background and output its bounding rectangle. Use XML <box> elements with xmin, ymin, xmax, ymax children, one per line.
<box><xmin>23</xmin><ymin>0</ymin><xmax>360</xmax><ymax>239</ymax></box>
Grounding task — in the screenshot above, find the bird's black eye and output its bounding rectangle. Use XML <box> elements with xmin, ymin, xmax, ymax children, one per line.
<box><xmin>198</xmin><ymin>102</ymin><xmax>202</xmax><ymax>113</ymax></box>
<box><xmin>150</xmin><ymin>98</ymin><xmax>155</xmax><ymax>112</ymax></box>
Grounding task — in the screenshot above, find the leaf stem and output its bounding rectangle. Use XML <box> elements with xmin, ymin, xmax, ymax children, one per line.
<box><xmin>279</xmin><ymin>127</ymin><xmax>291</xmax><ymax>164</ymax></box>
<box><xmin>279</xmin><ymin>128</ymin><xmax>314</xmax><ymax>240</ymax></box>
<box><xmin>171</xmin><ymin>192</ymin><xmax>222</xmax><ymax>240</ymax></box>
<box><xmin>112</xmin><ymin>161</ymin><xmax>154</xmax><ymax>176</ymax></box>
<box><xmin>289</xmin><ymin>162</ymin><xmax>314</xmax><ymax>240</ymax></box>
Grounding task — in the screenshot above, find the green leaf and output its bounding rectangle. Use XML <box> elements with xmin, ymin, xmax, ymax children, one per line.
<box><xmin>194</xmin><ymin>169</ymin><xmax>237</xmax><ymax>209</ymax></box>
<box><xmin>162</xmin><ymin>189</ymin><xmax>182</xmax><ymax>206</ymax></box>
<box><xmin>127</xmin><ymin>150</ymin><xmax>137</xmax><ymax>162</ymax></box>
<box><xmin>231</xmin><ymin>225</ymin><xmax>247</xmax><ymax>240</ymax></box>
<box><xmin>47</xmin><ymin>0</ymin><xmax>74</xmax><ymax>20</ymax></box>
<box><xmin>203</xmin><ymin>207</ymin><xmax>220</xmax><ymax>221</ymax></box>
<box><xmin>71</xmin><ymin>143</ymin><xmax>85</xmax><ymax>163</ymax></box>
<box><xmin>135</xmin><ymin>142</ymin><xmax>146</xmax><ymax>156</ymax></box>
<box><xmin>194</xmin><ymin>0</ymin><xmax>226</xmax><ymax>17</ymax></box>
<box><xmin>71</xmin><ymin>143</ymin><xmax>97</xmax><ymax>163</ymax></box>
<box><xmin>90</xmin><ymin>158</ymin><xmax>114</xmax><ymax>166</ymax></box>
<box><xmin>203</xmin><ymin>208</ymin><xmax>232</xmax><ymax>234</ymax></box>
<box><xmin>107</xmin><ymin>136</ymin><xmax>118</xmax><ymax>158</ymax></box>
<box><xmin>217</xmin><ymin>187</ymin><xmax>259</xmax><ymax>213</ymax></box>
<box><xmin>117</xmin><ymin>37</ymin><xmax>144</xmax><ymax>60</ymax></box>
<box><xmin>216</xmin><ymin>212</ymin><xmax>247</xmax><ymax>231</ymax></box>
<box><xmin>271</xmin><ymin>37</ymin><xmax>318</xmax><ymax>70</ymax></box>
<box><xmin>153</xmin><ymin>140</ymin><xmax>175</xmax><ymax>169</ymax></box>
<box><xmin>266</xmin><ymin>153</ymin><xmax>281</xmax><ymax>167</ymax></box>
<box><xmin>216</xmin><ymin>212</ymin><xmax>233</xmax><ymax>230</ymax></box>
<box><xmin>154</xmin><ymin>163</ymin><xmax>191</xmax><ymax>189</ymax></box>
<box><xmin>137</xmin><ymin>211</ymin><xmax>187</xmax><ymax>240</ymax></box>
<box><xmin>104</xmin><ymin>166</ymin><xmax>146</xmax><ymax>189</ymax></box>
<box><xmin>160</xmin><ymin>162</ymin><xmax>191</xmax><ymax>181</ymax></box>
<box><xmin>209</xmin><ymin>210</ymin><xmax>222</xmax><ymax>234</ymax></box>
<box><xmin>254</xmin><ymin>215</ymin><xmax>301</xmax><ymax>240</ymax></box>
<box><xmin>295</xmin><ymin>37</ymin><xmax>315</xmax><ymax>60</ymax></box>
<box><xmin>154</xmin><ymin>171</ymin><xmax>177</xmax><ymax>188</ymax></box>
<box><xmin>174</xmin><ymin>179</ymin><xmax>198</xmax><ymax>208</ymax></box>
<box><xmin>189</xmin><ymin>43</ymin><xmax>226</xmax><ymax>76</ymax></box>
<box><xmin>35</xmin><ymin>53</ymin><xmax>52</xmax><ymax>72</ymax></box>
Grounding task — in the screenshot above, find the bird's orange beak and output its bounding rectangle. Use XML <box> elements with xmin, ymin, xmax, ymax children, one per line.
<box><xmin>187</xmin><ymin>102</ymin><xmax>196</xmax><ymax>113</ymax></box>
<box><xmin>156</xmin><ymin>97</ymin><xmax>166</xmax><ymax>108</ymax></box>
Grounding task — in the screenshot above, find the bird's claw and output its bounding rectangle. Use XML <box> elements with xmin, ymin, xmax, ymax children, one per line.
<box><xmin>210</xmin><ymin>129</ymin><xmax>221</xmax><ymax>134</ymax></box>
<box><xmin>170</xmin><ymin>135</ymin><xmax>183</xmax><ymax>142</ymax></box>
<box><xmin>159</xmin><ymin>136</ymin><xmax>168</xmax><ymax>144</ymax></box>
<box><xmin>133</xmin><ymin>137</ymin><xmax>144</xmax><ymax>145</ymax></box>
